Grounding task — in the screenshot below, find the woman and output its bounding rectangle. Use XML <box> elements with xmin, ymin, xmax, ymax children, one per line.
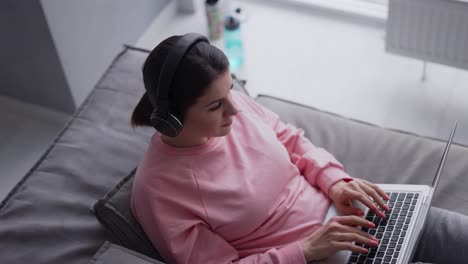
<box><xmin>130</xmin><ymin>34</ymin><xmax>468</xmax><ymax>264</ymax></box>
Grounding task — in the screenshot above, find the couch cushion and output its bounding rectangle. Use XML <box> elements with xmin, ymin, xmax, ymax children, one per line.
<box><xmin>88</xmin><ymin>240</ymin><xmax>165</xmax><ymax>264</ymax></box>
<box><xmin>0</xmin><ymin>47</ymin><xmax>158</xmax><ymax>264</ymax></box>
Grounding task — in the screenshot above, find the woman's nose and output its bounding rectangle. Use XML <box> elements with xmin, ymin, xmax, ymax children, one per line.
<box><xmin>226</xmin><ymin>99</ymin><xmax>238</xmax><ymax>116</ymax></box>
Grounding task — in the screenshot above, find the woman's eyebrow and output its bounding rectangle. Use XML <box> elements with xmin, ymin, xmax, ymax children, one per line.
<box><xmin>205</xmin><ymin>83</ymin><xmax>234</xmax><ymax>107</ymax></box>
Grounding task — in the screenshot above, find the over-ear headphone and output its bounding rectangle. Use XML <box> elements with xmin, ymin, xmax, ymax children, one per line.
<box><xmin>148</xmin><ymin>33</ymin><xmax>210</xmax><ymax>137</ymax></box>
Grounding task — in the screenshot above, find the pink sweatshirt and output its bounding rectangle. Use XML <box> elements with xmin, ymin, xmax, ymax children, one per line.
<box><xmin>131</xmin><ymin>90</ymin><xmax>353</xmax><ymax>264</ymax></box>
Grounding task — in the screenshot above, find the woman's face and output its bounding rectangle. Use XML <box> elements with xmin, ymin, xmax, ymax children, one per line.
<box><xmin>163</xmin><ymin>70</ymin><xmax>238</xmax><ymax>146</ymax></box>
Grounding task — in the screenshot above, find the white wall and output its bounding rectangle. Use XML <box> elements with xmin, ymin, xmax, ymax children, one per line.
<box><xmin>40</xmin><ymin>0</ymin><xmax>170</xmax><ymax>110</ymax></box>
<box><xmin>0</xmin><ymin>0</ymin><xmax>75</xmax><ymax>113</ymax></box>
<box><xmin>0</xmin><ymin>0</ymin><xmax>169</xmax><ymax>113</ymax></box>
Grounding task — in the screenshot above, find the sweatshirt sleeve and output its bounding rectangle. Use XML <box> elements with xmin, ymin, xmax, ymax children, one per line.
<box><xmin>234</xmin><ymin>91</ymin><xmax>353</xmax><ymax>195</ymax></box>
<box><xmin>145</xmin><ymin>200</ymin><xmax>307</xmax><ymax>264</ymax></box>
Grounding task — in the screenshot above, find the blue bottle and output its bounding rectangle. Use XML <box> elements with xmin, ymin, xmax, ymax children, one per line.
<box><xmin>224</xmin><ymin>15</ymin><xmax>243</xmax><ymax>70</ymax></box>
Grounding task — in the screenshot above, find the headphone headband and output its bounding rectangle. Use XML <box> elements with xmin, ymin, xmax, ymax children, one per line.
<box><xmin>155</xmin><ymin>33</ymin><xmax>210</xmax><ymax>116</ymax></box>
<box><xmin>148</xmin><ymin>33</ymin><xmax>210</xmax><ymax>137</ymax></box>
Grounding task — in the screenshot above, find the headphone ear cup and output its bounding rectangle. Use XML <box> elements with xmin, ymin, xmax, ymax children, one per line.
<box><xmin>150</xmin><ymin>110</ymin><xmax>183</xmax><ymax>137</ymax></box>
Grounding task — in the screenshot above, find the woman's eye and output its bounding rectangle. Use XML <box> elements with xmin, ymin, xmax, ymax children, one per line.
<box><xmin>209</xmin><ymin>102</ymin><xmax>222</xmax><ymax>111</ymax></box>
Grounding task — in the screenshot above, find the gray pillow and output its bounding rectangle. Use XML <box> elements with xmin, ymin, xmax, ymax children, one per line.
<box><xmin>91</xmin><ymin>168</ymin><xmax>165</xmax><ymax>262</ymax></box>
<box><xmin>88</xmin><ymin>240</ymin><xmax>165</xmax><ymax>264</ymax></box>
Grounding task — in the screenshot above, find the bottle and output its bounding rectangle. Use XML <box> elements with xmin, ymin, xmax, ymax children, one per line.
<box><xmin>224</xmin><ymin>15</ymin><xmax>244</xmax><ymax>70</ymax></box>
<box><xmin>205</xmin><ymin>0</ymin><xmax>223</xmax><ymax>40</ymax></box>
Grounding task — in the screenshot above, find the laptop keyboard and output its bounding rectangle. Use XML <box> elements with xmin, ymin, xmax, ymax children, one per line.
<box><xmin>347</xmin><ymin>192</ymin><xmax>420</xmax><ymax>264</ymax></box>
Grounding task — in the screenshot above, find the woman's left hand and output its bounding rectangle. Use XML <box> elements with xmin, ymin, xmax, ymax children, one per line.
<box><xmin>328</xmin><ymin>179</ymin><xmax>390</xmax><ymax>218</ymax></box>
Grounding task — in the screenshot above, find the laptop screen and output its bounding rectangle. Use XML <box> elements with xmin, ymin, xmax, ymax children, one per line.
<box><xmin>428</xmin><ymin>121</ymin><xmax>457</xmax><ymax>205</ymax></box>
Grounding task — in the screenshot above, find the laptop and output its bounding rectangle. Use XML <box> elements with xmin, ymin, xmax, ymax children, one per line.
<box><xmin>317</xmin><ymin>121</ymin><xmax>458</xmax><ymax>264</ymax></box>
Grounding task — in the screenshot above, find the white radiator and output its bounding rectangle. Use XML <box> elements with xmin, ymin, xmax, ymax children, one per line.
<box><xmin>386</xmin><ymin>0</ymin><xmax>468</xmax><ymax>71</ymax></box>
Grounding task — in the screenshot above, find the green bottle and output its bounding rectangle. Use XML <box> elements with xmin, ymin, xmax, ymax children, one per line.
<box><xmin>224</xmin><ymin>15</ymin><xmax>243</xmax><ymax>70</ymax></box>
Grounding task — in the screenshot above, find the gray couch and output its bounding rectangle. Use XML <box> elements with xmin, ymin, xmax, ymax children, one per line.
<box><xmin>1</xmin><ymin>46</ymin><xmax>467</xmax><ymax>264</ymax></box>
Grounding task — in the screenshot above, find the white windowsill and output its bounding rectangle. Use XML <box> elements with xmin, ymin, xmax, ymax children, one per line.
<box><xmin>295</xmin><ymin>0</ymin><xmax>387</xmax><ymax>19</ymax></box>
<box><xmin>246</xmin><ymin>0</ymin><xmax>388</xmax><ymax>24</ymax></box>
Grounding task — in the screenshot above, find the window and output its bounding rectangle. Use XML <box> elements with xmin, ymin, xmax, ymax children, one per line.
<box><xmin>283</xmin><ymin>0</ymin><xmax>388</xmax><ymax>21</ymax></box>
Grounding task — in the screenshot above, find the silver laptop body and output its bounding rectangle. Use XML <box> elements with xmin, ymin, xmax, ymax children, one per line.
<box><xmin>317</xmin><ymin>121</ymin><xmax>457</xmax><ymax>264</ymax></box>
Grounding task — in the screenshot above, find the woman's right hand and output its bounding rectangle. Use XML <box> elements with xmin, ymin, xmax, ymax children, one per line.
<box><xmin>300</xmin><ymin>215</ymin><xmax>379</xmax><ymax>262</ymax></box>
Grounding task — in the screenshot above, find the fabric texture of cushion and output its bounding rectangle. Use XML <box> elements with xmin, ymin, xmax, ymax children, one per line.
<box><xmin>88</xmin><ymin>240</ymin><xmax>165</xmax><ymax>264</ymax></box>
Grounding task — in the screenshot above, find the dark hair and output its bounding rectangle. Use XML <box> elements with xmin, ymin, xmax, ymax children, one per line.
<box><xmin>131</xmin><ymin>35</ymin><xmax>230</xmax><ymax>128</ymax></box>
